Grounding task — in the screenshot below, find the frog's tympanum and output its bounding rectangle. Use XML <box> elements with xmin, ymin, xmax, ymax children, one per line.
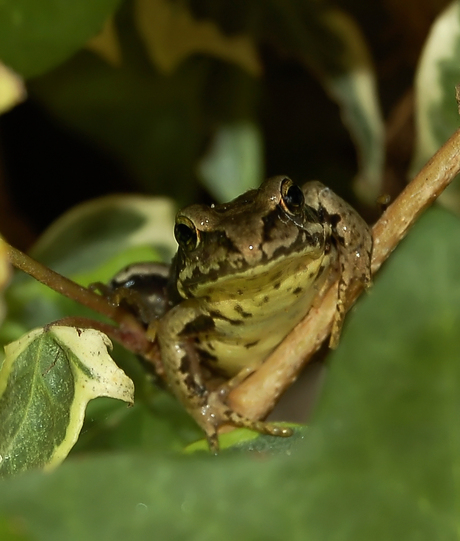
<box><xmin>107</xmin><ymin>177</ymin><xmax>372</xmax><ymax>451</ymax></box>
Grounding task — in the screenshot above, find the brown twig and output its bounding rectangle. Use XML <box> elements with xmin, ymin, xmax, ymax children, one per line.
<box><xmin>4</xmin><ymin>242</ymin><xmax>149</xmax><ymax>353</ymax></box>
<box><xmin>229</xmin><ymin>127</ymin><xmax>460</xmax><ymax>421</ymax></box>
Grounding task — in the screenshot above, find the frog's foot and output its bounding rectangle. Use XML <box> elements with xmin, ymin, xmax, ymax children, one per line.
<box><xmin>202</xmin><ymin>391</ymin><xmax>293</xmax><ymax>452</ymax></box>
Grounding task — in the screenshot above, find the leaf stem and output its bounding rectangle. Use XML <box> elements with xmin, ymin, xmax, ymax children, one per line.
<box><xmin>4</xmin><ymin>241</ymin><xmax>149</xmax><ymax>352</ymax></box>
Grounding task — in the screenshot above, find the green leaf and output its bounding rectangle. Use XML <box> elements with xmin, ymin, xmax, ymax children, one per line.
<box><xmin>0</xmin><ymin>326</ymin><xmax>134</xmax><ymax>477</ymax></box>
<box><xmin>0</xmin><ymin>0</ymin><xmax>122</xmax><ymax>78</ymax></box>
<box><xmin>0</xmin><ymin>453</ymin><xmax>305</xmax><ymax>541</ymax></box>
<box><xmin>30</xmin><ymin>194</ymin><xmax>176</xmax><ymax>279</ymax></box>
<box><xmin>411</xmin><ymin>1</ymin><xmax>460</xmax><ymax>210</ymax></box>
<box><xmin>0</xmin><ymin>516</ymin><xmax>32</xmax><ymax>541</ymax></box>
<box><xmin>197</xmin><ymin>121</ymin><xmax>264</xmax><ymax>201</ymax></box>
<box><xmin>294</xmin><ymin>205</ymin><xmax>460</xmax><ymax>538</ymax></box>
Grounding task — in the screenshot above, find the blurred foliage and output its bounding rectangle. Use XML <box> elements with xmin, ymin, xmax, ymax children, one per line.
<box><xmin>1</xmin><ymin>0</ymin><xmax>460</xmax><ymax>539</ymax></box>
<box><xmin>0</xmin><ymin>0</ymin><xmax>389</xmax><ymax>234</ymax></box>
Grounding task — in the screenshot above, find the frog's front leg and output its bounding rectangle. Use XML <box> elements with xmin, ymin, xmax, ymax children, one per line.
<box><xmin>157</xmin><ymin>302</ymin><xmax>292</xmax><ymax>451</ymax></box>
<box><xmin>303</xmin><ymin>181</ymin><xmax>373</xmax><ymax>347</ymax></box>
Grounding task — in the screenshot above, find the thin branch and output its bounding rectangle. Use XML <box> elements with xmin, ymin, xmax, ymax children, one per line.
<box><xmin>5</xmin><ymin>242</ymin><xmax>148</xmax><ymax>349</ymax></box>
<box><xmin>229</xmin><ymin>127</ymin><xmax>460</xmax><ymax>421</ymax></box>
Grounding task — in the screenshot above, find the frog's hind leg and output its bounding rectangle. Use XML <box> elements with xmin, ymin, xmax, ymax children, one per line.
<box><xmin>159</xmin><ymin>304</ymin><xmax>294</xmax><ymax>453</ymax></box>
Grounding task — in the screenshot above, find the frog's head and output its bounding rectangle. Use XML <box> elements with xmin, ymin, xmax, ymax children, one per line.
<box><xmin>172</xmin><ymin>176</ymin><xmax>326</xmax><ymax>298</ymax></box>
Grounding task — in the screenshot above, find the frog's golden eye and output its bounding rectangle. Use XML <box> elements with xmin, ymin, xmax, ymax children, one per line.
<box><xmin>280</xmin><ymin>178</ymin><xmax>305</xmax><ymax>215</ymax></box>
<box><xmin>174</xmin><ymin>216</ymin><xmax>200</xmax><ymax>251</ymax></box>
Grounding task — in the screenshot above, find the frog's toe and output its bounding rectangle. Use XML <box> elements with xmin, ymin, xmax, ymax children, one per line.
<box><xmin>205</xmin><ymin>430</ymin><xmax>220</xmax><ymax>454</ymax></box>
<box><xmin>223</xmin><ymin>410</ymin><xmax>293</xmax><ymax>438</ymax></box>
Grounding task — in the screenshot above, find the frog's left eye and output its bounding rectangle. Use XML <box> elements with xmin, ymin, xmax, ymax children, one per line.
<box><xmin>175</xmin><ymin>216</ymin><xmax>200</xmax><ymax>251</ymax></box>
<box><xmin>280</xmin><ymin>179</ymin><xmax>305</xmax><ymax>215</ymax></box>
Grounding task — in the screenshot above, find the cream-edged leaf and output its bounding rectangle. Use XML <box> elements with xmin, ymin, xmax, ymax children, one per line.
<box><xmin>315</xmin><ymin>9</ymin><xmax>384</xmax><ymax>202</ymax></box>
<box><xmin>0</xmin><ymin>326</ymin><xmax>134</xmax><ymax>476</ymax></box>
<box><xmin>134</xmin><ymin>0</ymin><xmax>261</xmax><ymax>75</ymax></box>
<box><xmin>411</xmin><ymin>1</ymin><xmax>460</xmax><ymax>210</ymax></box>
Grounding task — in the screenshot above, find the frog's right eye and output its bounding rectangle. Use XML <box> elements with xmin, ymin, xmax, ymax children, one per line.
<box><xmin>174</xmin><ymin>216</ymin><xmax>200</xmax><ymax>251</ymax></box>
<box><xmin>280</xmin><ymin>178</ymin><xmax>305</xmax><ymax>216</ymax></box>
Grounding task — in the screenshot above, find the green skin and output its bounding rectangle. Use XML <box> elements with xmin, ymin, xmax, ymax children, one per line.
<box><xmin>110</xmin><ymin>177</ymin><xmax>372</xmax><ymax>451</ymax></box>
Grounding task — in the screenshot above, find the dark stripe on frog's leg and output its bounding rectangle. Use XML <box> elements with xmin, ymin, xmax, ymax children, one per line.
<box><xmin>183</xmin><ymin>371</ymin><xmax>207</xmax><ymax>397</ymax></box>
<box><xmin>177</xmin><ymin>346</ymin><xmax>208</xmax><ymax>398</ymax></box>
<box><xmin>198</xmin><ymin>348</ymin><xmax>218</xmax><ymax>364</ymax></box>
<box><xmin>178</xmin><ymin>314</ymin><xmax>215</xmax><ymax>336</ymax></box>
<box><xmin>208</xmin><ymin>310</ymin><xmax>244</xmax><ymax>326</ymax></box>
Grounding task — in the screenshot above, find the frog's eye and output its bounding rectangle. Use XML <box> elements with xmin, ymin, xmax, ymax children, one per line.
<box><xmin>280</xmin><ymin>178</ymin><xmax>304</xmax><ymax>215</ymax></box>
<box><xmin>174</xmin><ymin>216</ymin><xmax>200</xmax><ymax>251</ymax></box>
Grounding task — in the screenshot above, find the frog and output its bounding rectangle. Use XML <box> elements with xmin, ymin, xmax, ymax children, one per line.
<box><xmin>105</xmin><ymin>176</ymin><xmax>372</xmax><ymax>451</ymax></box>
